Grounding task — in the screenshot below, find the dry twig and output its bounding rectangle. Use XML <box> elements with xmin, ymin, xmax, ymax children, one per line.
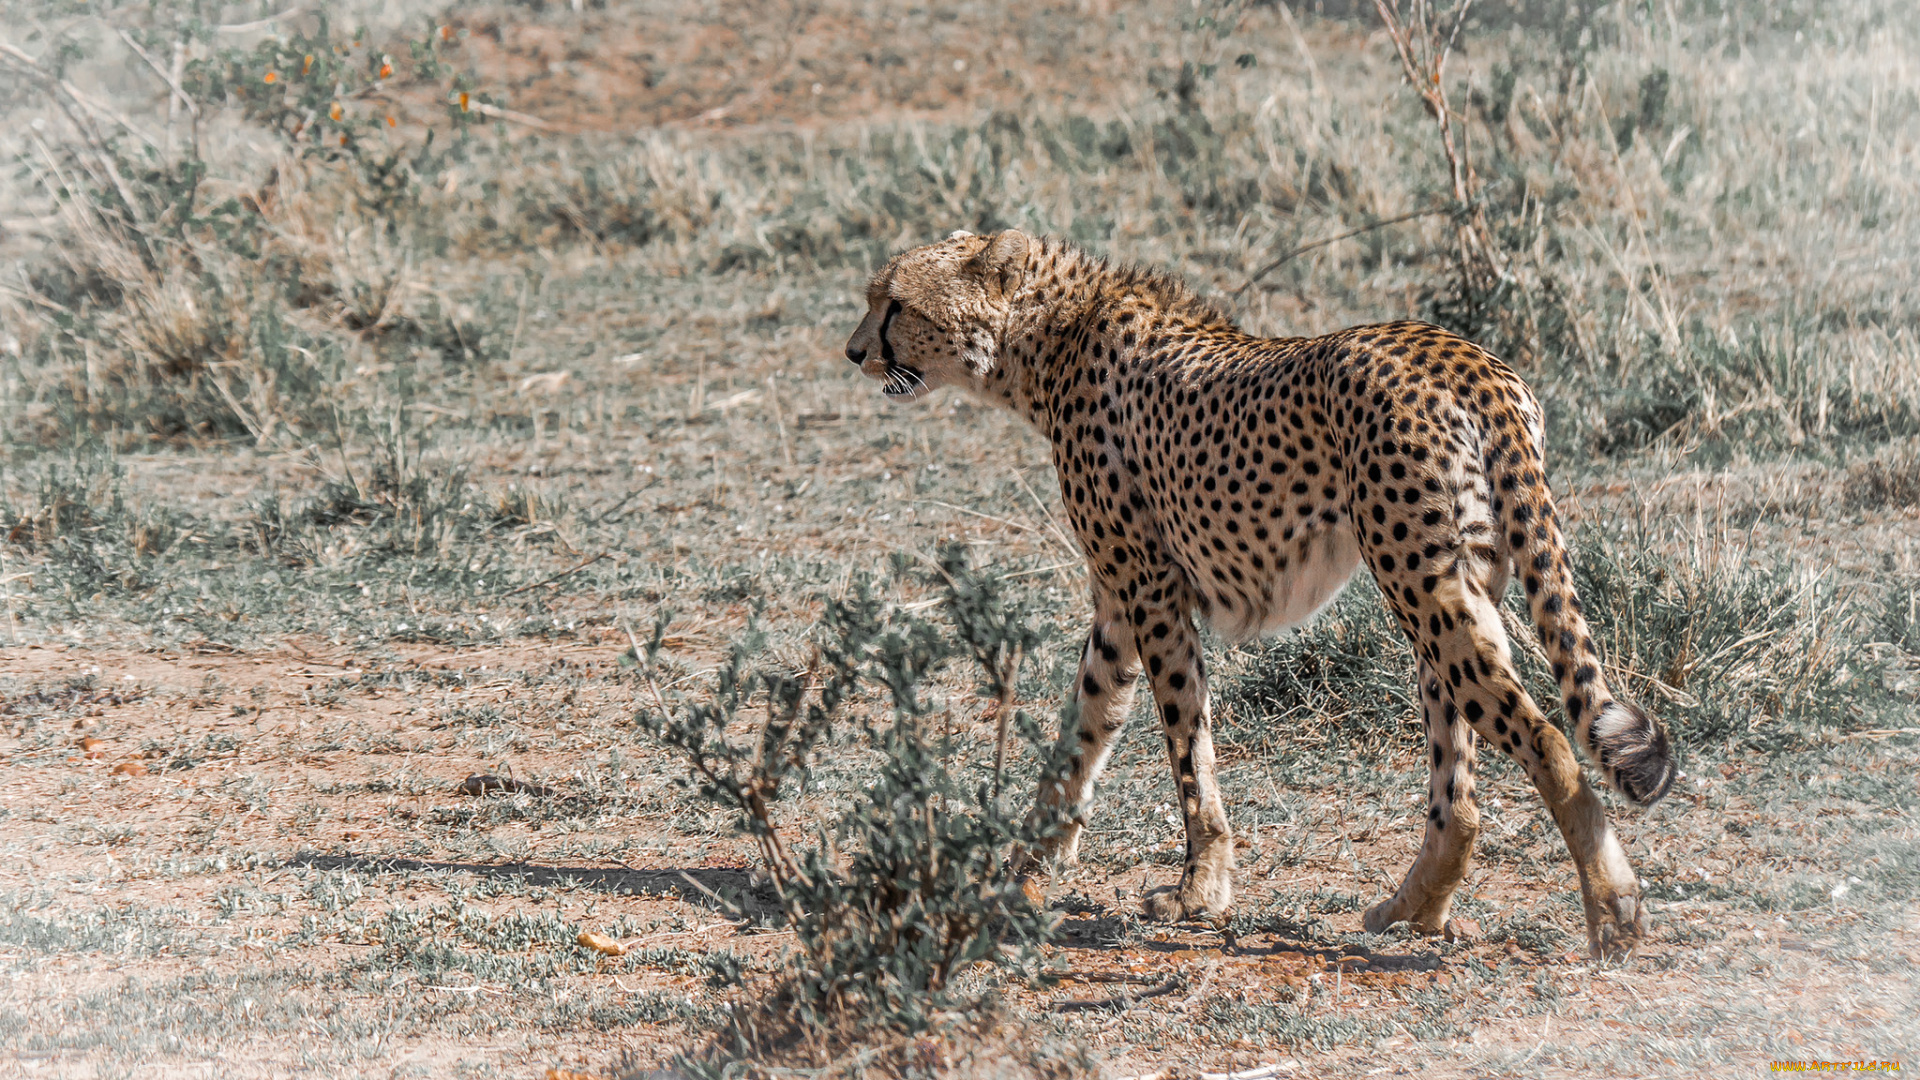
<box><xmin>502</xmin><ymin>552</ymin><xmax>609</xmax><ymax>595</ymax></box>
<box><xmin>990</xmin><ymin>645</ymin><xmax>1023</xmax><ymax>802</ymax></box>
<box><xmin>1048</xmin><ymin>973</ymin><xmax>1183</xmax><ymax>1013</ymax></box>
<box><xmin>1238</xmin><ymin>206</ymin><xmax>1452</xmax><ymax>295</ymax></box>
<box><xmin>1369</xmin><ymin>0</ymin><xmax>1504</xmax><ymax>303</ymax></box>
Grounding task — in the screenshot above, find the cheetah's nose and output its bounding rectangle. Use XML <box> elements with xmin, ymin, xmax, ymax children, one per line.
<box><xmin>845</xmin><ymin>345</ymin><xmax>867</xmax><ymax>365</ymax></box>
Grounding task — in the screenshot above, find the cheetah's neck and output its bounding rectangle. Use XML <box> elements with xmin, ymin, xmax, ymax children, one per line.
<box><xmin>980</xmin><ymin>241</ymin><xmax>1238</xmax><ymax>434</ymax></box>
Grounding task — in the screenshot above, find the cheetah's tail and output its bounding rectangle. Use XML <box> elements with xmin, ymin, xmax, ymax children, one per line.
<box><xmin>1490</xmin><ymin>417</ymin><xmax>1676</xmax><ymax>809</ymax></box>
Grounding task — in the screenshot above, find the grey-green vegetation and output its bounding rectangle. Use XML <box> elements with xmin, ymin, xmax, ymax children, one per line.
<box><xmin>0</xmin><ymin>0</ymin><xmax>1914</xmax><ymax>1076</ymax></box>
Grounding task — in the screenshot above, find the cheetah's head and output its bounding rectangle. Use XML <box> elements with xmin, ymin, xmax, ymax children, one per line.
<box><xmin>844</xmin><ymin>229</ymin><xmax>1029</xmax><ymax>401</ymax></box>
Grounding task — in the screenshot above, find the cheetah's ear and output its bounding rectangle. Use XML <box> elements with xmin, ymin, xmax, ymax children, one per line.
<box><xmin>968</xmin><ymin>229</ymin><xmax>1029</xmax><ymax>294</ymax></box>
<box><xmin>947</xmin><ymin>229</ymin><xmax>975</xmax><ymax>240</ymax></box>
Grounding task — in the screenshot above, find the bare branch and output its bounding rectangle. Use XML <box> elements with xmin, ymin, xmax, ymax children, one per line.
<box><xmin>0</xmin><ymin>40</ymin><xmax>160</xmax><ymax>151</ymax></box>
<box><xmin>990</xmin><ymin>645</ymin><xmax>1022</xmax><ymax>803</ymax></box>
<box><xmin>213</xmin><ymin>7</ymin><xmax>308</xmax><ymax>34</ymax></box>
<box><xmin>1238</xmin><ymin>206</ymin><xmax>1452</xmax><ymax>295</ymax></box>
<box><xmin>116</xmin><ymin>28</ymin><xmax>198</xmax><ymax>119</ymax></box>
<box><xmin>471</xmin><ymin>101</ymin><xmax>576</xmax><ymax>132</ymax></box>
<box><xmin>1441</xmin><ymin>0</ymin><xmax>1476</xmax><ymax>69</ymax></box>
<box><xmin>1368</xmin><ymin>0</ymin><xmax>1503</xmax><ymax>309</ymax></box>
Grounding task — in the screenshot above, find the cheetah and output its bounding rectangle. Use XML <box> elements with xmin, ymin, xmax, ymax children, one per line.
<box><xmin>843</xmin><ymin>229</ymin><xmax>1676</xmax><ymax>959</ymax></box>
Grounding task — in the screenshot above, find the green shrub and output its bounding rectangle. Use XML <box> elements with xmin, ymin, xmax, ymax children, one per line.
<box><xmin>637</xmin><ymin>548</ymin><xmax>1074</xmax><ymax>1054</ymax></box>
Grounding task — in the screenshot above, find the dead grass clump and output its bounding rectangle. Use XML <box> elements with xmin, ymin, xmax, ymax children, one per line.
<box><xmin>239</xmin><ymin>420</ymin><xmax>486</xmax><ymax>568</ymax></box>
<box><xmin>1843</xmin><ymin>443</ymin><xmax>1920</xmax><ymax>511</ymax></box>
<box><xmin>0</xmin><ymin>449</ymin><xmax>183</xmax><ymax>593</ymax></box>
<box><xmin>1555</xmin><ymin>321</ymin><xmax>1920</xmax><ymax>463</ymax></box>
<box><xmin>1553</xmin><ymin>532</ymin><xmax>1876</xmax><ymax>750</ymax></box>
<box><xmin>1220</xmin><ymin>528</ymin><xmax>1888</xmax><ymax>761</ymax></box>
<box><xmin>5</xmin><ymin>155</ymin><xmax>495</xmax><ymax>447</ymax></box>
<box><xmin>0</xmin><ymin>10</ymin><xmax>487</xmax><ymax>449</ymax></box>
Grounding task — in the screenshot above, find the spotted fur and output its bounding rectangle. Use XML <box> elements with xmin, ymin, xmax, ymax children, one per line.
<box><xmin>844</xmin><ymin>230</ymin><xmax>1676</xmax><ymax>959</ymax></box>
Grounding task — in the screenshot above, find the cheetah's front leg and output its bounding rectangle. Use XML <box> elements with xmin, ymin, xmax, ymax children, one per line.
<box><xmin>1017</xmin><ymin>593</ymin><xmax>1141</xmax><ymax>871</ymax></box>
<box><xmin>1134</xmin><ymin>603</ymin><xmax>1234</xmax><ymax>926</ymax></box>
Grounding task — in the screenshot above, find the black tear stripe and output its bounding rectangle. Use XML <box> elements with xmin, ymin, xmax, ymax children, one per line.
<box><xmin>879</xmin><ymin>299</ymin><xmax>902</xmax><ymax>361</ymax></box>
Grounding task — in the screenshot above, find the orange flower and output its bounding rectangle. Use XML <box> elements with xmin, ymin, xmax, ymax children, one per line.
<box><xmin>379</xmin><ymin>61</ymin><xmax>392</xmax><ymax>79</ymax></box>
<box><xmin>439</xmin><ymin>24</ymin><xmax>453</xmax><ymax>40</ymax></box>
<box><xmin>339</xmin><ymin>134</ymin><xmax>349</xmax><ymax>146</ymax></box>
<box><xmin>263</xmin><ymin>71</ymin><xmax>277</xmax><ymax>84</ymax></box>
<box><xmin>458</xmin><ymin>92</ymin><xmax>469</xmax><ymax>111</ymax></box>
<box><xmin>329</xmin><ymin>102</ymin><xmax>343</xmax><ymax>121</ymax></box>
<box><xmin>302</xmin><ymin>53</ymin><xmax>314</xmax><ymax>74</ymax></box>
<box><xmin>385</xmin><ymin>115</ymin><xmax>396</xmax><ymax>127</ymax></box>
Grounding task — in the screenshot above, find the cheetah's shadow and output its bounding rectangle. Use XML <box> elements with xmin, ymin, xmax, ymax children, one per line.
<box><xmin>288</xmin><ymin>851</ymin><xmax>783</xmax><ymax>921</ymax></box>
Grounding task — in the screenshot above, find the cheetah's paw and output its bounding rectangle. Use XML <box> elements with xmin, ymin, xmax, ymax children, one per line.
<box><xmin>1587</xmin><ymin>892</ymin><xmax>1647</xmax><ymax>961</ymax></box>
<box><xmin>1141</xmin><ymin>883</ymin><xmax>1231</xmax><ymax>928</ymax></box>
<box><xmin>1361</xmin><ymin>899</ymin><xmax>1401</xmax><ymax>934</ymax></box>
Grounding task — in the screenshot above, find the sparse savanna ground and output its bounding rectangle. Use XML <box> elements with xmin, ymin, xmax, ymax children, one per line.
<box><xmin>0</xmin><ymin>1</ymin><xmax>1916</xmax><ymax>1077</ymax></box>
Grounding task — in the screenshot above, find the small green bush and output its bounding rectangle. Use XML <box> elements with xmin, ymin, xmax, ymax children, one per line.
<box><xmin>637</xmin><ymin>548</ymin><xmax>1075</xmax><ymax>1048</ymax></box>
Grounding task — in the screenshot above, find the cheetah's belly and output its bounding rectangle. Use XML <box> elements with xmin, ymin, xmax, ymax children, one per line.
<box><xmin>1191</xmin><ymin>524</ymin><xmax>1362</xmax><ymax>642</ymax></box>
<box><xmin>1115</xmin><ymin>357</ymin><xmax>1360</xmax><ymax>644</ymax></box>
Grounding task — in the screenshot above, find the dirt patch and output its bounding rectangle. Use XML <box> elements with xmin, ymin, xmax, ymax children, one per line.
<box><xmin>3</xmin><ymin>636</ymin><xmax>1916</xmax><ymax>1076</ymax></box>
<box><xmin>442</xmin><ymin>3</ymin><xmax>1168</xmax><ymax>135</ymax></box>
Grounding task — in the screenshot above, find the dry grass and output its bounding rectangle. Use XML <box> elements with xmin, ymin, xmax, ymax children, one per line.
<box><xmin>0</xmin><ymin>1</ymin><xmax>1916</xmax><ymax>1076</ymax></box>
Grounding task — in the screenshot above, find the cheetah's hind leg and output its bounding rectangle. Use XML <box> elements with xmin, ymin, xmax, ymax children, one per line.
<box><xmin>1362</xmin><ymin>656</ymin><xmax>1481</xmax><ymax>939</ymax></box>
<box><xmin>1368</xmin><ymin>562</ymin><xmax>1648</xmax><ymax>959</ymax></box>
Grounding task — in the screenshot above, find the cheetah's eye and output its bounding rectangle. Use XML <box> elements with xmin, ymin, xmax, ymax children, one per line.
<box><xmin>879</xmin><ymin>299</ymin><xmax>904</xmax><ymax>361</ymax></box>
